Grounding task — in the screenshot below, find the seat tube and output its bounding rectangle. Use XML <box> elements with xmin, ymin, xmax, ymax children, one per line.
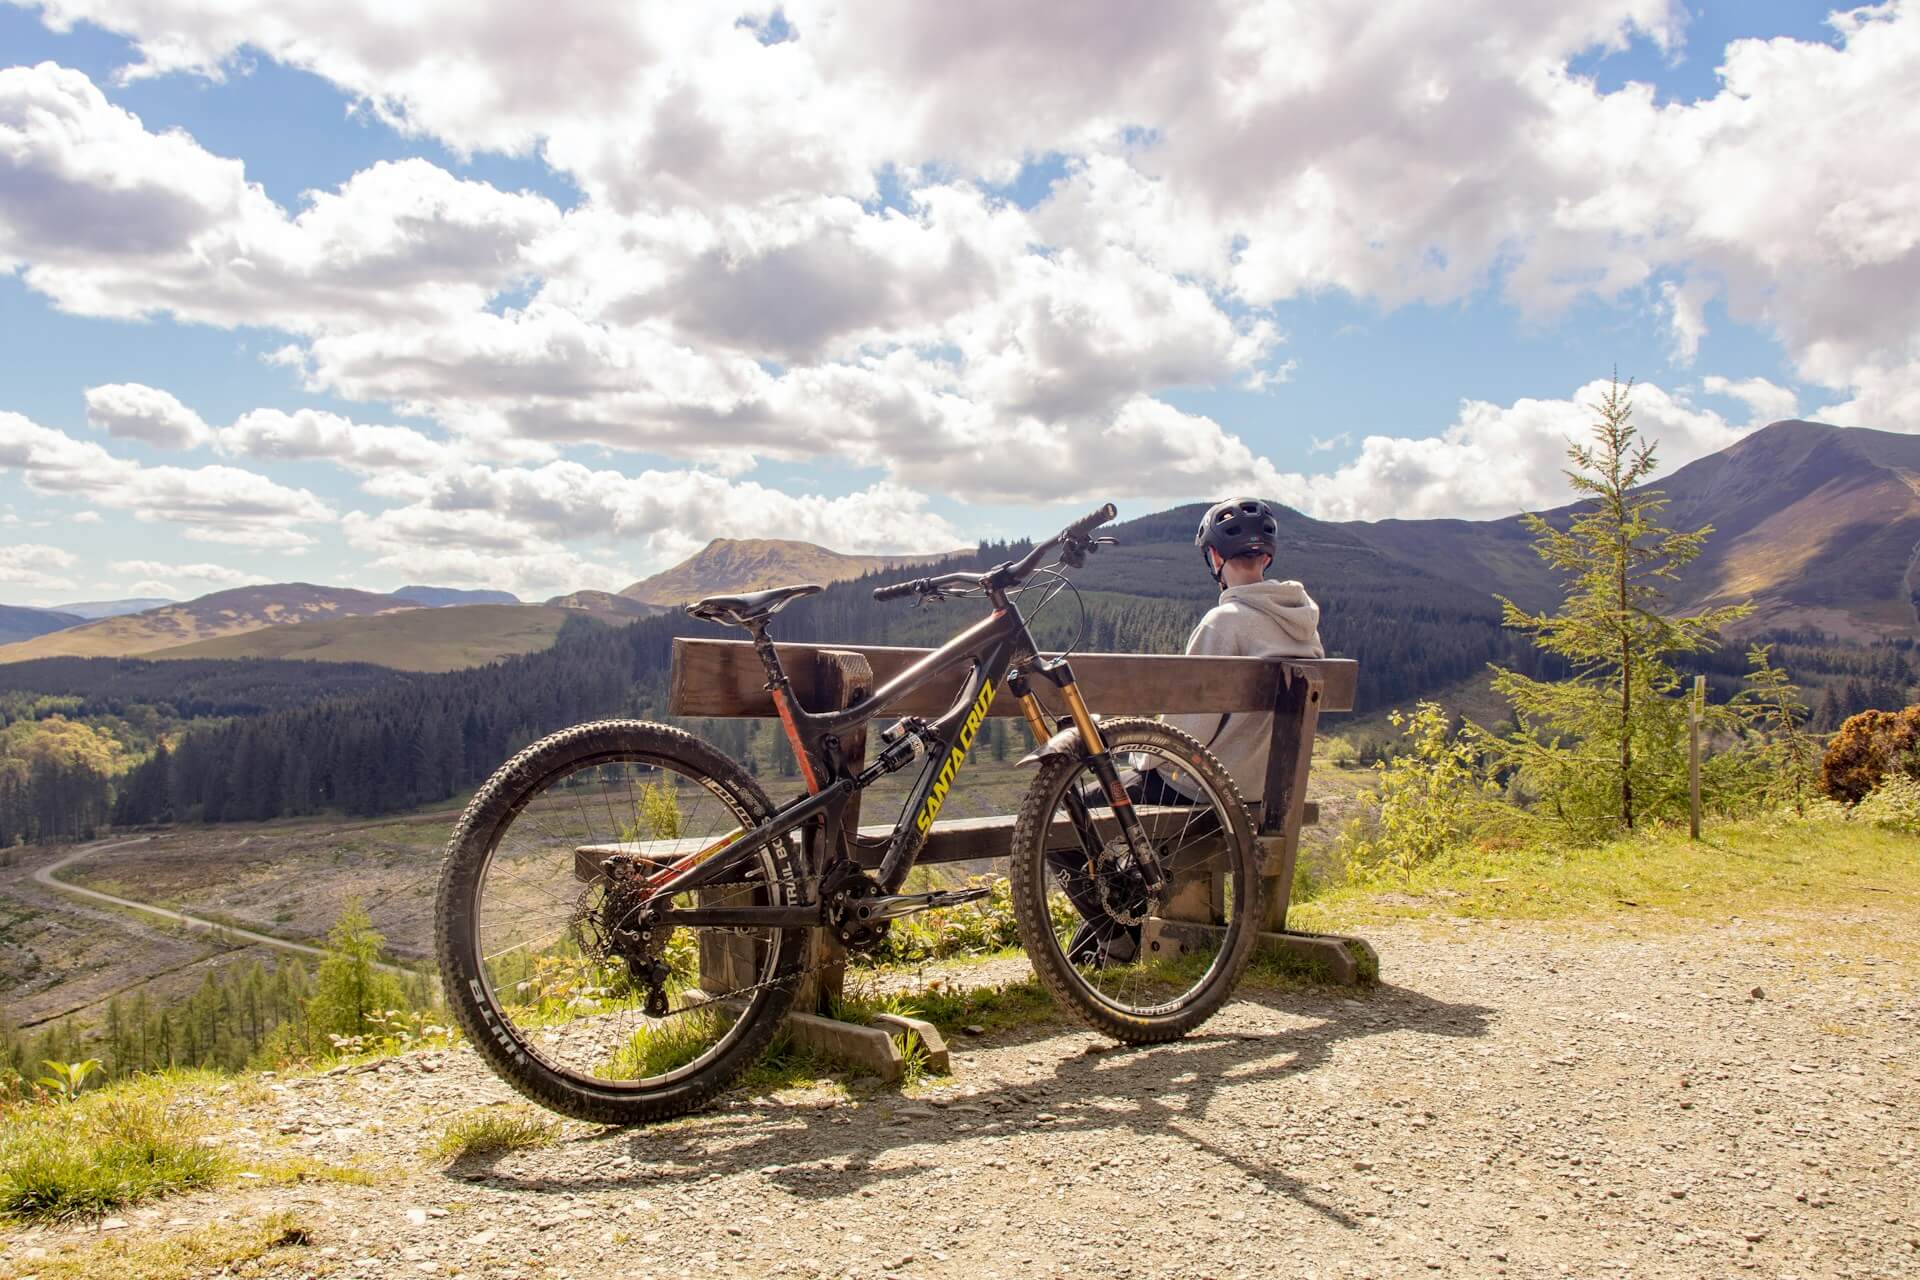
<box><xmin>751</xmin><ymin>626</ymin><xmax>821</xmax><ymax>794</ymax></box>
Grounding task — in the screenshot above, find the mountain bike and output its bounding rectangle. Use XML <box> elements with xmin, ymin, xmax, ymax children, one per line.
<box><xmin>435</xmin><ymin>503</ymin><xmax>1265</xmax><ymax>1123</ymax></box>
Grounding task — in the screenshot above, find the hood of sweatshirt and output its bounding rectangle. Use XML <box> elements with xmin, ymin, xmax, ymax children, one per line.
<box><xmin>1219</xmin><ymin>579</ymin><xmax>1321</xmax><ymax>648</ymax></box>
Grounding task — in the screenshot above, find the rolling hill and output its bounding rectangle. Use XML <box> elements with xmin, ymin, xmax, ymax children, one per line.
<box><xmin>395</xmin><ymin>585</ymin><xmax>521</xmax><ymax>607</ymax></box>
<box><xmin>0</xmin><ymin>585</ymin><xmax>418</xmax><ymax>663</ymax></box>
<box><xmin>50</xmin><ymin>597</ymin><xmax>174</xmax><ymax>620</ymax></box>
<box><xmin>151</xmin><ymin>604</ymin><xmax>583</xmax><ymax>672</ymax></box>
<box><xmin>621</xmin><ymin>538</ymin><xmax>967</xmax><ymax>606</ymax></box>
<box><xmin>545</xmin><ymin>589</ymin><xmax>668</xmax><ymax>618</ymax></box>
<box><xmin>0</xmin><ymin>605</ymin><xmax>84</xmax><ymax>645</ymax></box>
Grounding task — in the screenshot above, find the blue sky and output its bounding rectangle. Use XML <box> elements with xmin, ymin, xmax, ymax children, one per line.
<box><xmin>2</xmin><ymin>1</ymin><xmax>1913</xmax><ymax>604</ymax></box>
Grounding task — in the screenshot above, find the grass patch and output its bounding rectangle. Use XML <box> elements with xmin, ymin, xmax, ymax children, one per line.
<box><xmin>16</xmin><ymin>1210</ymin><xmax>312</xmax><ymax>1280</ymax></box>
<box><xmin>245</xmin><ymin>1154</ymin><xmax>381</xmax><ymax>1186</ymax></box>
<box><xmin>863</xmin><ymin>976</ymin><xmax>1059</xmax><ymax>1039</ymax></box>
<box><xmin>600</xmin><ymin>1007</ymin><xmax>730</xmax><ymax>1081</ymax></box>
<box><xmin>1290</xmin><ymin>816</ymin><xmax>1920</xmax><ymax>930</ymax></box>
<box><xmin>0</xmin><ymin>1087</ymin><xmax>222</xmax><ymax>1223</ymax></box>
<box><xmin>429</xmin><ymin>1106</ymin><xmax>560</xmax><ymax>1162</ymax></box>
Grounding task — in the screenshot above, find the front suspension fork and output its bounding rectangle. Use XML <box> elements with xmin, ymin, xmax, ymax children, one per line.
<box><xmin>1013</xmin><ymin>671</ymin><xmax>1165</xmax><ymax>896</ymax></box>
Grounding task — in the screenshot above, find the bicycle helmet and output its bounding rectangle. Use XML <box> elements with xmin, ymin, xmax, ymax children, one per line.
<box><xmin>1196</xmin><ymin>497</ymin><xmax>1279</xmax><ymax>583</ymax></box>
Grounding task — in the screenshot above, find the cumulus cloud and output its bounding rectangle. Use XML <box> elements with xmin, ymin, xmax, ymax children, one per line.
<box><xmin>108</xmin><ymin>559</ymin><xmax>271</xmax><ymax>596</ymax></box>
<box><xmin>0</xmin><ymin>543</ymin><xmax>79</xmax><ymax>593</ymax></box>
<box><xmin>0</xmin><ymin>411</ymin><xmax>334</xmax><ymax>536</ymax></box>
<box><xmin>4</xmin><ymin>0</ymin><xmax>1917</xmax><ymax>557</ymax></box>
<box><xmin>84</xmin><ymin>381</ymin><xmax>213</xmax><ymax>447</ymax></box>
<box><xmin>1279</xmin><ymin>379</ymin><xmax>1749</xmax><ymax>522</ymax></box>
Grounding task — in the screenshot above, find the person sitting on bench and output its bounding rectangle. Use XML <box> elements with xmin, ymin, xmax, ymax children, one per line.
<box><xmin>1054</xmin><ymin>496</ymin><xmax>1324</xmax><ymax>965</ymax></box>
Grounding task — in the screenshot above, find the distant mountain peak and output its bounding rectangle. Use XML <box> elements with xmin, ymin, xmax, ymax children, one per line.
<box><xmin>620</xmin><ymin>537</ymin><xmax>969</xmax><ymax>606</ymax></box>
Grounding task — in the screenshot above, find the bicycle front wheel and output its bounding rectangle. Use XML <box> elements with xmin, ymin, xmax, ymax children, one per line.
<box><xmin>434</xmin><ymin>719</ymin><xmax>805</xmax><ymax>1125</ymax></box>
<box><xmin>1008</xmin><ymin>716</ymin><xmax>1264</xmax><ymax>1043</ymax></box>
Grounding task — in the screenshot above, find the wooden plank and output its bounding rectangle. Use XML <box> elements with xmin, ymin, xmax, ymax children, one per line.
<box><xmin>670</xmin><ymin>638</ymin><xmax>1356</xmax><ymax>719</ymax></box>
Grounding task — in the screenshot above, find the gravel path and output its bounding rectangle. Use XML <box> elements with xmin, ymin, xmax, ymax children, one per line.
<box><xmin>6</xmin><ymin>910</ymin><xmax>1916</xmax><ymax>1280</ymax></box>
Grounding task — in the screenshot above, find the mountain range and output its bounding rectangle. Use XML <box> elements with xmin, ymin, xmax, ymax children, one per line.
<box><xmin>0</xmin><ymin>420</ymin><xmax>1912</xmax><ymax>670</ymax></box>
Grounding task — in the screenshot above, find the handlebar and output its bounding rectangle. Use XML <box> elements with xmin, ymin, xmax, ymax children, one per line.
<box><xmin>871</xmin><ymin>501</ymin><xmax>1118</xmax><ymax>603</ymax></box>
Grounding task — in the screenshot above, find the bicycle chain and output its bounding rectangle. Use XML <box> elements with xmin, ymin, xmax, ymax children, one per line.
<box><xmin>628</xmin><ymin>876</ymin><xmax>831</xmax><ymax>1021</ymax></box>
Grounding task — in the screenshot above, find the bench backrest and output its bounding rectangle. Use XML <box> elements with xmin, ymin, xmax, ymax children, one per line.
<box><xmin>668</xmin><ymin>638</ymin><xmax>1357</xmax><ymax>718</ymax></box>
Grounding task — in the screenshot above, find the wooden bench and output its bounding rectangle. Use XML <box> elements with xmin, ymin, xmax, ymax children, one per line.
<box><xmin>669</xmin><ymin>637</ymin><xmax>1375</xmax><ymax>1018</ymax></box>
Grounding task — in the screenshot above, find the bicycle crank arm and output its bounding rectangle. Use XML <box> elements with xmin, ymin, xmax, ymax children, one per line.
<box><xmin>848</xmin><ymin>886</ymin><xmax>990</xmax><ymax>925</ymax></box>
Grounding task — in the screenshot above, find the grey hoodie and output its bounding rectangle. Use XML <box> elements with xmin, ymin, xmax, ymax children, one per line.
<box><xmin>1153</xmin><ymin>580</ymin><xmax>1324</xmax><ymax>802</ymax></box>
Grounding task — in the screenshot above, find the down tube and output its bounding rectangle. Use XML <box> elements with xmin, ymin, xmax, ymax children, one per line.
<box><xmin>875</xmin><ymin>634</ymin><xmax>1019</xmax><ymax>891</ymax></box>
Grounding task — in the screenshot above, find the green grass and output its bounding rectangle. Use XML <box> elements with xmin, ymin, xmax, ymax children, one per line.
<box><xmin>15</xmin><ymin>1210</ymin><xmax>312</xmax><ymax>1280</ymax></box>
<box><xmin>0</xmin><ymin>1083</ymin><xmax>223</xmax><ymax>1223</ymax></box>
<box><xmin>1290</xmin><ymin>815</ymin><xmax>1920</xmax><ymax>932</ymax></box>
<box><xmin>429</xmin><ymin>1106</ymin><xmax>561</xmax><ymax>1162</ymax></box>
<box><xmin>600</xmin><ymin>1007</ymin><xmax>731</xmax><ymax>1081</ymax></box>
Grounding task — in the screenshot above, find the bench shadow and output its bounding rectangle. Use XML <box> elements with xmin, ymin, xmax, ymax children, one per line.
<box><xmin>449</xmin><ymin>978</ymin><xmax>1493</xmax><ymax>1230</ymax></box>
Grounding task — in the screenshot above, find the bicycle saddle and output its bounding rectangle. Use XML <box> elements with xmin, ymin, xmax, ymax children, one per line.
<box><xmin>685</xmin><ymin>583</ymin><xmax>824</xmax><ymax>627</ymax></box>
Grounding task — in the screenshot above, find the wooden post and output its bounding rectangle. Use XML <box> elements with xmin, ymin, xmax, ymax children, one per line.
<box><xmin>1689</xmin><ymin>673</ymin><xmax>1704</xmax><ymax>840</ymax></box>
<box><xmin>1258</xmin><ymin>663</ymin><xmax>1323</xmax><ymax>931</ymax></box>
<box><xmin>796</xmin><ymin>649</ymin><xmax>871</xmax><ymax>1015</ymax></box>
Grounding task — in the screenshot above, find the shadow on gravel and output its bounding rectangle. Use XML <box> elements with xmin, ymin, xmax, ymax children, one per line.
<box><xmin>451</xmin><ymin>979</ymin><xmax>1491</xmax><ymax>1230</ymax></box>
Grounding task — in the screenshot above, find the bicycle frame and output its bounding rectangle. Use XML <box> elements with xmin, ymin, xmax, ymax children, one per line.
<box><xmin>640</xmin><ymin>587</ymin><xmax>1155</xmax><ymax>930</ymax></box>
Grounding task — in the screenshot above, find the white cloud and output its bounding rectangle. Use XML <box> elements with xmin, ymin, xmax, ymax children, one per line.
<box><xmin>84</xmin><ymin>381</ymin><xmax>213</xmax><ymax>447</ymax></box>
<box><xmin>3</xmin><ymin>0</ymin><xmax>1916</xmax><ymax>552</ymax></box>
<box><xmin>108</xmin><ymin>559</ymin><xmax>270</xmax><ymax>589</ymax></box>
<box><xmin>0</xmin><ymin>411</ymin><xmax>335</xmax><ymax>536</ymax></box>
<box><xmin>1279</xmin><ymin>379</ymin><xmax>1748</xmax><ymax>522</ymax></box>
<box><xmin>0</xmin><ymin>543</ymin><xmax>79</xmax><ymax>593</ymax></box>
<box><xmin>1701</xmin><ymin>375</ymin><xmax>1799</xmax><ymax>428</ymax></box>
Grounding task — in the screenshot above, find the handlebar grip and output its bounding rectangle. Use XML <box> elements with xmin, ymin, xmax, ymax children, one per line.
<box><xmin>1064</xmin><ymin>502</ymin><xmax>1118</xmax><ymax>540</ymax></box>
<box><xmin>873</xmin><ymin>579</ymin><xmax>922</xmax><ymax>602</ymax></box>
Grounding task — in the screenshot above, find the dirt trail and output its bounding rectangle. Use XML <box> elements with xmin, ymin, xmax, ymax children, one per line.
<box><xmin>29</xmin><ymin>836</ymin><xmax>409</xmax><ymax>975</ymax></box>
<box><xmin>5</xmin><ymin>911</ymin><xmax>1916</xmax><ymax>1280</ymax></box>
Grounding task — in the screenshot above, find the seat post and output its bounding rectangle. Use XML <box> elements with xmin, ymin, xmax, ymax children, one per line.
<box><xmin>747</xmin><ymin>623</ymin><xmax>789</xmax><ymax>692</ymax></box>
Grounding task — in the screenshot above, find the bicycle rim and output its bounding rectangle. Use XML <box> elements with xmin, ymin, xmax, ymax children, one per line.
<box><xmin>463</xmin><ymin>750</ymin><xmax>796</xmax><ymax>1096</ymax></box>
<box><xmin>1030</xmin><ymin>742</ymin><xmax>1252</xmax><ymax>1020</ymax></box>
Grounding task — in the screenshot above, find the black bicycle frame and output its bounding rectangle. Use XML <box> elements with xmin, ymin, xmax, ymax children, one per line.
<box><xmin>641</xmin><ymin>586</ymin><xmax>1159</xmax><ymax>930</ymax></box>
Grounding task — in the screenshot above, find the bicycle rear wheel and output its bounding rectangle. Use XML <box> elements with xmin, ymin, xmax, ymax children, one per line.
<box><xmin>1008</xmin><ymin>716</ymin><xmax>1264</xmax><ymax>1043</ymax></box>
<box><xmin>434</xmin><ymin>719</ymin><xmax>805</xmax><ymax>1124</ymax></box>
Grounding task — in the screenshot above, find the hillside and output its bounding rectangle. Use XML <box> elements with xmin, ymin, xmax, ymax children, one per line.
<box><xmin>622</xmin><ymin>538</ymin><xmax>966</xmax><ymax>605</ymax></box>
<box><xmin>545</xmin><ymin>589</ymin><xmax>668</xmax><ymax>618</ymax></box>
<box><xmin>0</xmin><ymin>605</ymin><xmax>82</xmax><ymax>645</ymax></box>
<box><xmin>1351</xmin><ymin>419</ymin><xmax>1920</xmax><ymax>637</ymax></box>
<box><xmin>0</xmin><ymin>585</ymin><xmax>417</xmax><ymax>663</ymax></box>
<box><xmin>394</xmin><ymin>585</ymin><xmax>521</xmax><ymax>607</ymax></box>
<box><xmin>51</xmin><ymin>597</ymin><xmax>173</xmax><ymax>620</ymax></box>
<box><xmin>149</xmin><ymin>604</ymin><xmax>584</xmax><ymax>672</ymax></box>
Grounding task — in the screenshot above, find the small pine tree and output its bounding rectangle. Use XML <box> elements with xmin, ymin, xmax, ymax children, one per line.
<box><xmin>304</xmin><ymin>899</ymin><xmax>407</xmax><ymax>1047</ymax></box>
<box><xmin>1488</xmin><ymin>377</ymin><xmax>1751</xmax><ymax>834</ymax></box>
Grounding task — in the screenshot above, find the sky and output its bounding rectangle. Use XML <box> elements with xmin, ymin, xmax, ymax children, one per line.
<box><xmin>1</xmin><ymin>0</ymin><xmax>1916</xmax><ymax>606</ymax></box>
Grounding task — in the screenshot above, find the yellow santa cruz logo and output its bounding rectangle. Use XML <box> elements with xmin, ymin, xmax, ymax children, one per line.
<box><xmin>915</xmin><ymin>680</ymin><xmax>996</xmax><ymax>833</ymax></box>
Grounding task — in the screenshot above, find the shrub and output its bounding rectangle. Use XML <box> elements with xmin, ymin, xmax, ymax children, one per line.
<box><xmin>1336</xmin><ymin>702</ymin><xmax>1509</xmax><ymax>880</ymax></box>
<box><xmin>1853</xmin><ymin>773</ymin><xmax>1920</xmax><ymax>836</ymax></box>
<box><xmin>1820</xmin><ymin>705</ymin><xmax>1920</xmax><ymax>803</ymax></box>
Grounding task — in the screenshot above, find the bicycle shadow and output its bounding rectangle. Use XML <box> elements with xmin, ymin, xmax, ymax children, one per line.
<box><xmin>451</xmin><ymin>978</ymin><xmax>1493</xmax><ymax>1229</ymax></box>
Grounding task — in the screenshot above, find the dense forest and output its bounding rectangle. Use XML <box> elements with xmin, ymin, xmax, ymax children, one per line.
<box><xmin>1</xmin><ymin>533</ymin><xmax>1914</xmax><ymax>842</ymax></box>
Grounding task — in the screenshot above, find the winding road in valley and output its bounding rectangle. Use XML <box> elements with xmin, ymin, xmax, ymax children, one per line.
<box><xmin>31</xmin><ymin>835</ymin><xmax>403</xmax><ymax>972</ymax></box>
